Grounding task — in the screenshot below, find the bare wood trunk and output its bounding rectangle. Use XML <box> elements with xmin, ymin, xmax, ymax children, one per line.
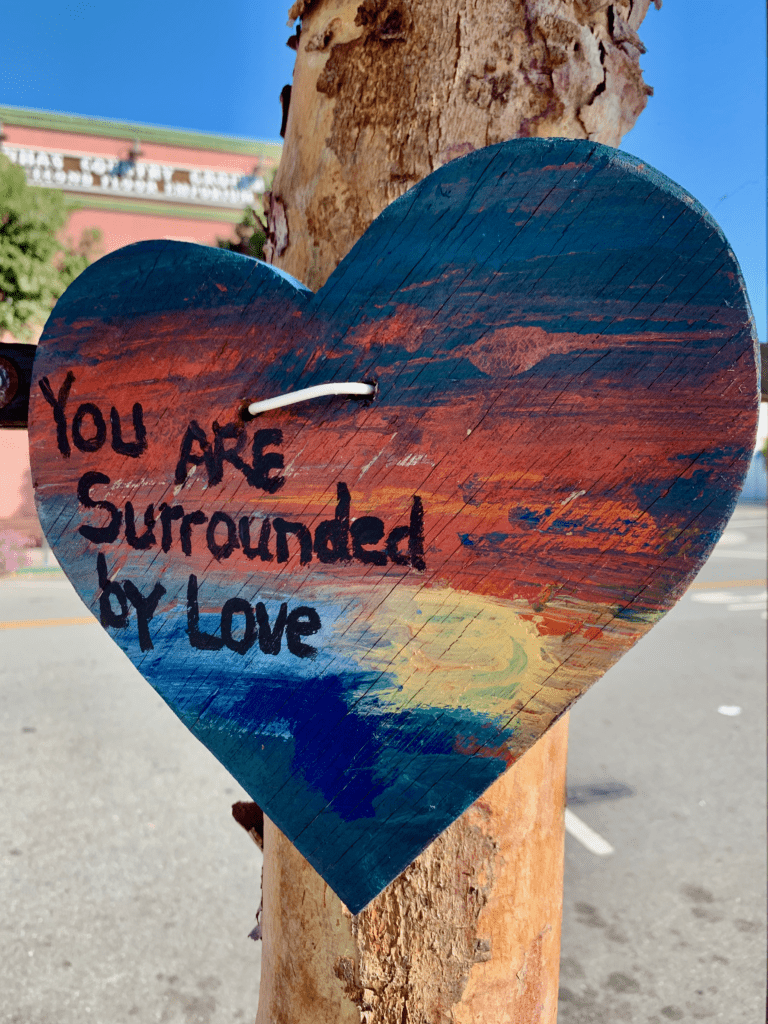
<box><xmin>264</xmin><ymin>0</ymin><xmax>656</xmax><ymax>285</ymax></box>
<box><xmin>256</xmin><ymin>2</ymin><xmax>655</xmax><ymax>1020</ymax></box>
<box><xmin>257</xmin><ymin>717</ymin><xmax>569</xmax><ymax>1023</ymax></box>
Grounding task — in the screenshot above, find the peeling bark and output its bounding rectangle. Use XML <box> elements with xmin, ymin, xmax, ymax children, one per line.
<box><xmin>267</xmin><ymin>0</ymin><xmax>656</xmax><ymax>289</ymax></box>
<box><xmin>232</xmin><ymin>800</ymin><xmax>264</xmax><ymax>851</ymax></box>
<box><xmin>256</xmin><ymin>2</ymin><xmax>655</xmax><ymax>1020</ymax></box>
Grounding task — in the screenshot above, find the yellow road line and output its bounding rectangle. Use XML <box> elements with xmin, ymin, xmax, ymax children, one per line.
<box><xmin>0</xmin><ymin>616</ymin><xmax>97</xmax><ymax>630</ymax></box>
<box><xmin>688</xmin><ymin>578</ymin><xmax>765</xmax><ymax>590</ymax></box>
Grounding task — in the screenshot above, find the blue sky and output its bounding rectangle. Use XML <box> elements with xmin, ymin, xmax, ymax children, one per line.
<box><xmin>1</xmin><ymin>1</ymin><xmax>765</xmax><ymax>341</ymax></box>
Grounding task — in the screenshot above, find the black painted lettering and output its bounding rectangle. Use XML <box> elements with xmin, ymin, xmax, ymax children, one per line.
<box><xmin>174</xmin><ymin>421</ymin><xmax>212</xmax><ymax>485</ymax></box>
<box><xmin>314</xmin><ymin>482</ymin><xmax>351</xmax><ymax>564</ymax></box>
<box><xmin>386</xmin><ymin>525</ymin><xmax>409</xmax><ymax>565</ymax></box>
<box><xmin>186</xmin><ymin>574</ymin><xmax>224</xmax><ymax>651</ymax></box>
<box><xmin>158</xmin><ymin>503</ymin><xmax>185</xmax><ymax>552</ymax></box>
<box><xmin>96</xmin><ymin>552</ymin><xmax>129</xmax><ymax>628</ymax></box>
<box><xmin>123</xmin><ymin>578</ymin><xmax>166</xmax><ymax>652</ymax></box>
<box><xmin>286</xmin><ymin>606</ymin><xmax>321</xmax><ymax>659</ymax></box>
<box><xmin>38</xmin><ymin>371</ymin><xmax>75</xmax><ymax>458</ymax></box>
<box><xmin>386</xmin><ymin>495</ymin><xmax>426</xmax><ymax>570</ymax></box>
<box><xmin>209</xmin><ymin>421</ymin><xmax>249</xmax><ymax>486</ymax></box>
<box><xmin>206</xmin><ymin>511</ymin><xmax>239</xmax><ymax>560</ymax></box>
<box><xmin>255</xmin><ymin>601</ymin><xmax>288</xmax><ymax>655</ymax></box>
<box><xmin>251</xmin><ymin>428</ymin><xmax>284</xmax><ymax>493</ymax></box>
<box><xmin>238</xmin><ymin>517</ymin><xmax>257</xmax><ymax>559</ymax></box>
<box><xmin>77</xmin><ymin>471</ymin><xmax>122</xmax><ymax>544</ymax></box>
<box><xmin>71</xmin><ymin>402</ymin><xmax>107</xmax><ymax>453</ymax></box>
<box><xmin>177</xmin><ymin>422</ymin><xmax>285</xmax><ymax>491</ymax></box>
<box><xmin>239</xmin><ymin>516</ymin><xmax>274</xmax><ymax>561</ymax></box>
<box><xmin>256</xmin><ymin>518</ymin><xmax>273</xmax><ymax>562</ymax></box>
<box><xmin>350</xmin><ymin>516</ymin><xmax>387</xmax><ymax>565</ymax></box>
<box><xmin>408</xmin><ymin>495</ymin><xmax>426</xmax><ymax>570</ymax></box>
<box><xmin>110</xmin><ymin>403</ymin><xmax>147</xmax><ymax>458</ymax></box>
<box><xmin>221</xmin><ymin>597</ymin><xmax>257</xmax><ymax>655</ymax></box>
<box><xmin>180</xmin><ymin>510</ymin><xmax>207</xmax><ymax>556</ymax></box>
<box><xmin>273</xmin><ymin>518</ymin><xmax>312</xmax><ymax>565</ymax></box>
<box><xmin>125</xmin><ymin>502</ymin><xmax>156</xmax><ymax>550</ymax></box>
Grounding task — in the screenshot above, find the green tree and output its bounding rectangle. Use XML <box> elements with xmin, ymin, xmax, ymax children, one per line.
<box><xmin>217</xmin><ymin>206</ymin><xmax>266</xmax><ymax>260</ymax></box>
<box><xmin>0</xmin><ymin>154</ymin><xmax>101</xmax><ymax>340</ymax></box>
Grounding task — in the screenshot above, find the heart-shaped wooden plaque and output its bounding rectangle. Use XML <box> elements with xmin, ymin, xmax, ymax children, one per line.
<box><xmin>30</xmin><ymin>139</ymin><xmax>758</xmax><ymax>912</ymax></box>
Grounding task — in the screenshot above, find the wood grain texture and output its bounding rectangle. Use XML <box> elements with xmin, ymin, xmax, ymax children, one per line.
<box><xmin>29</xmin><ymin>139</ymin><xmax>759</xmax><ymax>913</ymax></box>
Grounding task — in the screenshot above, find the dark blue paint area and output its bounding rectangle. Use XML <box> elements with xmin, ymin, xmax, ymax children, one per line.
<box><xmin>115</xmin><ymin>602</ymin><xmax>517</xmax><ymax>911</ymax></box>
<box><xmin>287</xmin><ymin>710</ymin><xmax>514</xmax><ymax>912</ymax></box>
<box><xmin>457</xmin><ymin>531</ymin><xmax>510</xmax><ymax>550</ymax></box>
<box><xmin>147</xmin><ymin>653</ymin><xmax>513</xmax><ymax>911</ymax></box>
<box><xmin>318</xmin><ymin>139</ymin><xmax>749</xmax><ymax>356</ymax></box>
<box><xmin>510</xmin><ymin>345</ymin><xmax>723</xmax><ymax>390</ymax></box>
<box><xmin>511</xmin><ymin>507</ymin><xmax>552</xmax><ymax>528</ymax></box>
<box><xmin>233</xmin><ymin>672</ymin><xmax>383</xmax><ymax>820</ymax></box>
<box><xmin>548</xmin><ymin>517</ymin><xmax>599</xmax><ymax>535</ymax></box>
<box><xmin>289</xmin><ymin>696</ymin><xmax>512</xmax><ymax>842</ymax></box>
<box><xmin>321</xmin><ymin>732</ymin><xmax>512</xmax><ymax>906</ymax></box>
<box><xmin>485</xmin><ymin>532</ymin><xmax>509</xmax><ymax>545</ymax></box>
<box><xmin>457</xmin><ymin>476</ymin><xmax>484</xmax><ymax>507</ymax></box>
<box><xmin>671</xmin><ymin>446</ymin><xmax>750</xmax><ymax>467</ymax></box>
<box><xmin>624</xmin><ymin>462</ymin><xmax>749</xmax><ymax>573</ymax></box>
<box><xmin>47</xmin><ymin>241</ymin><xmax>308</xmax><ymax>326</ymax></box>
<box><xmin>373</xmin><ymin>355</ymin><xmax>490</xmax><ymax>406</ymax></box>
<box><xmin>35</xmin><ymin>242</ymin><xmax>313</xmax><ymax>381</ymax></box>
<box><xmin>630</xmin><ymin>462</ymin><xmax>748</xmax><ymax>518</ymax></box>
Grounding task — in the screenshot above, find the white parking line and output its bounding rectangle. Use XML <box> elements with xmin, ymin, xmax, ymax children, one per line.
<box><xmin>691</xmin><ymin>590</ymin><xmax>766</xmax><ymax>613</ymax></box>
<box><xmin>716</xmin><ymin>530</ymin><xmax>748</xmax><ymax>545</ymax></box>
<box><xmin>564</xmin><ymin>809</ymin><xmax>615</xmax><ymax>856</ymax></box>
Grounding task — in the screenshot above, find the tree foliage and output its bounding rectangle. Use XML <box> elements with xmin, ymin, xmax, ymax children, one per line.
<box><xmin>0</xmin><ymin>154</ymin><xmax>101</xmax><ymax>340</ymax></box>
<box><xmin>218</xmin><ymin>206</ymin><xmax>266</xmax><ymax>261</ymax></box>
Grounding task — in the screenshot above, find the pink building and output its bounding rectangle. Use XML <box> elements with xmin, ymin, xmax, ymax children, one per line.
<box><xmin>0</xmin><ymin>104</ymin><xmax>281</xmax><ymax>572</ymax></box>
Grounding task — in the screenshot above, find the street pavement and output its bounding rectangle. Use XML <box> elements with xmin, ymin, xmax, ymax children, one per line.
<box><xmin>0</xmin><ymin>570</ymin><xmax>263</xmax><ymax>1023</ymax></box>
<box><xmin>560</xmin><ymin>503</ymin><xmax>766</xmax><ymax>1024</ymax></box>
<box><xmin>0</xmin><ymin>504</ymin><xmax>764</xmax><ymax>1023</ymax></box>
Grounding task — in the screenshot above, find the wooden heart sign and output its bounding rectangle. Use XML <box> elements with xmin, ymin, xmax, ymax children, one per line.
<box><xmin>30</xmin><ymin>139</ymin><xmax>758</xmax><ymax>912</ymax></box>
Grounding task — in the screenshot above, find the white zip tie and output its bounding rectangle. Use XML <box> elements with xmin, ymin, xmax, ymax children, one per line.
<box><xmin>247</xmin><ymin>382</ymin><xmax>375</xmax><ymax>417</ymax></box>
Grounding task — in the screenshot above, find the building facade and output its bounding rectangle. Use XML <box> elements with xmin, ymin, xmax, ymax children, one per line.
<box><xmin>0</xmin><ymin>105</ymin><xmax>281</xmax><ymax>572</ymax></box>
<box><xmin>0</xmin><ymin>104</ymin><xmax>280</xmax><ymax>256</ymax></box>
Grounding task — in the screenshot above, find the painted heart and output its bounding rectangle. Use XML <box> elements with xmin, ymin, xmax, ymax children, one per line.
<box><xmin>30</xmin><ymin>139</ymin><xmax>758</xmax><ymax>912</ymax></box>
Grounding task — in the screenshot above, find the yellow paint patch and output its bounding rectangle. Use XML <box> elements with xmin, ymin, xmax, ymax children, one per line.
<box><xmin>348</xmin><ymin>586</ymin><xmax>558</xmax><ymax>718</ymax></box>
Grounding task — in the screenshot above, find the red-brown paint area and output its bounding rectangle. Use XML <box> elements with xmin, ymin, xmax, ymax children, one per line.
<box><xmin>32</xmin><ymin>290</ymin><xmax>755</xmax><ymax>632</ymax></box>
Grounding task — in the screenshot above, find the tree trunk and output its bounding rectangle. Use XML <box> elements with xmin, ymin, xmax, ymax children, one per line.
<box><xmin>257</xmin><ymin>2</ymin><xmax>655</xmax><ymax>1020</ymax></box>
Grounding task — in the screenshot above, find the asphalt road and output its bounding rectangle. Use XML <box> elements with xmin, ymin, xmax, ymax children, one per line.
<box><xmin>560</xmin><ymin>503</ymin><xmax>766</xmax><ymax>1024</ymax></box>
<box><xmin>0</xmin><ymin>504</ymin><xmax>764</xmax><ymax>1023</ymax></box>
<box><xmin>0</xmin><ymin>572</ymin><xmax>263</xmax><ymax>1023</ymax></box>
